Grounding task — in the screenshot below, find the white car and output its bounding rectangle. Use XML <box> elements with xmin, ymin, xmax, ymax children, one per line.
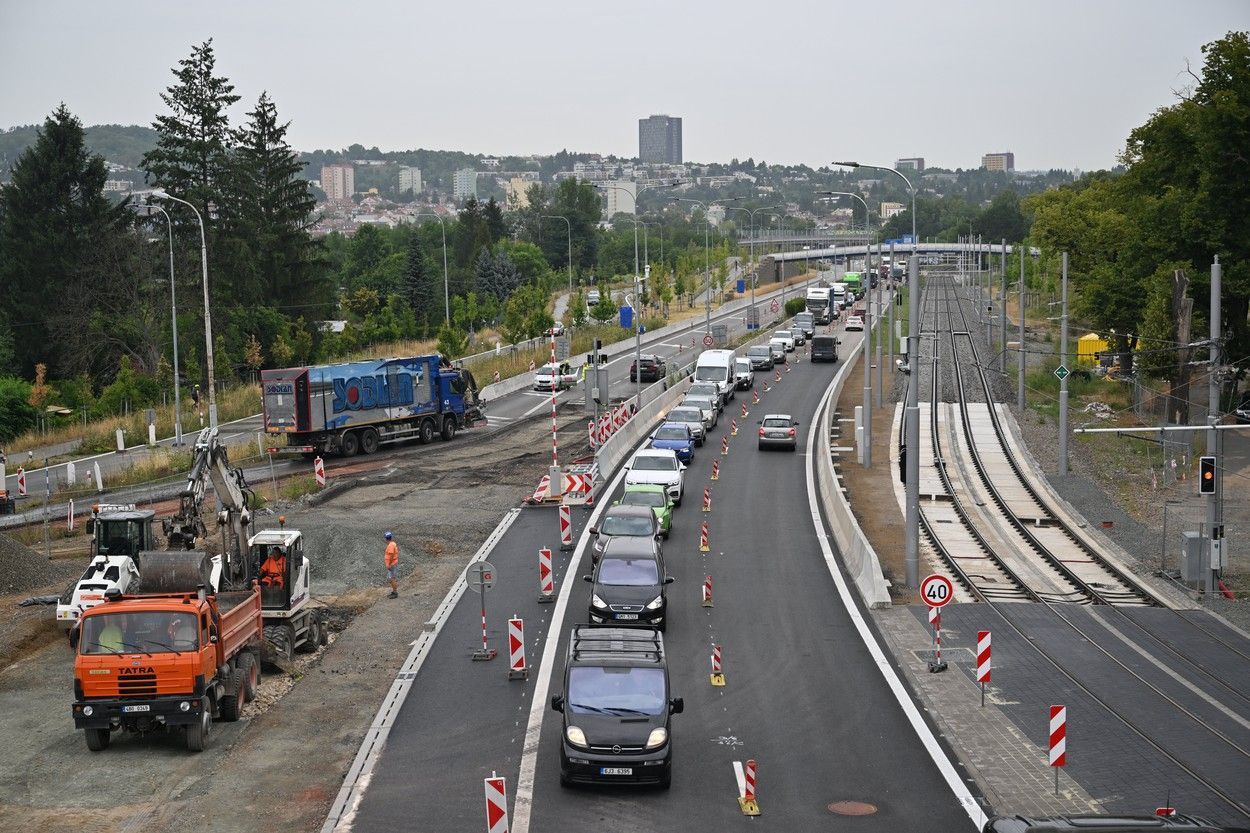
<box><xmin>772</xmin><ymin>330</ymin><xmax>795</xmax><ymax>352</ymax></box>
<box><xmin>624</xmin><ymin>448</ymin><xmax>685</xmax><ymax>505</ymax></box>
<box><xmin>844</xmin><ymin>316</ymin><xmax>864</xmax><ymax>332</ymax></box>
<box><xmin>533</xmin><ymin>362</ymin><xmax>577</xmax><ymax>391</ymax></box>
<box><xmin>733</xmin><ymin>357</ymin><xmax>754</xmax><ymax>390</ymax></box>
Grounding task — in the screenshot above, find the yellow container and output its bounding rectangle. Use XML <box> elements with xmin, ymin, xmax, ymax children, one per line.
<box><xmin>1077</xmin><ymin>332</ymin><xmax>1108</xmax><ymax>366</ymax></box>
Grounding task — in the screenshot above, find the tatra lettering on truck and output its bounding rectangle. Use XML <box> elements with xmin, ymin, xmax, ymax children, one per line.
<box><xmin>332</xmin><ymin>372</ymin><xmax>416</xmax><ymax>413</ymax></box>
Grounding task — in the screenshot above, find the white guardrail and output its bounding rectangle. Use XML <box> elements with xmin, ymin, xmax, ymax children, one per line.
<box><xmin>815</xmin><ymin>337</ymin><xmax>892</xmax><ymax>608</ymax></box>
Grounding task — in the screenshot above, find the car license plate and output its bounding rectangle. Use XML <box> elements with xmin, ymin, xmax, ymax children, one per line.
<box><xmin>122</xmin><ymin>705</ymin><xmax>150</xmax><ymax>713</ymax></box>
<box><xmin>600</xmin><ymin>767</ymin><xmax>633</xmax><ymax>776</ymax></box>
<box><xmin>615</xmin><ymin>613</ymin><xmax>639</xmax><ymax>620</ymax></box>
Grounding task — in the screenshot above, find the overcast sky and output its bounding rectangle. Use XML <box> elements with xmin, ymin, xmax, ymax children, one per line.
<box><xmin>1</xmin><ymin>0</ymin><xmax>1244</xmax><ymax>170</ymax></box>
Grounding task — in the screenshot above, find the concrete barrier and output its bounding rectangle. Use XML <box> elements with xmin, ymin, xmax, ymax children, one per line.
<box><xmin>814</xmin><ymin>338</ymin><xmax>892</xmax><ymax>608</ymax></box>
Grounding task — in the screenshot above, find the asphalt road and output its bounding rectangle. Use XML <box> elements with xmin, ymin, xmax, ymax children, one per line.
<box><xmin>337</xmin><ymin>317</ymin><xmax>976</xmax><ymax>832</ymax></box>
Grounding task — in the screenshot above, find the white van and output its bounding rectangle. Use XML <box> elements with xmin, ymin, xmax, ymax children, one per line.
<box><xmin>694</xmin><ymin>349</ymin><xmax>736</xmax><ymax>403</ymax></box>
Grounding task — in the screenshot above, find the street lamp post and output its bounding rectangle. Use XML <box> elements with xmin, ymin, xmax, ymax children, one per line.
<box><xmin>415</xmin><ymin>213</ymin><xmax>451</xmax><ymax>325</ymax></box>
<box><xmin>672</xmin><ymin>197</ymin><xmax>729</xmax><ymax>340</ymax></box>
<box><xmin>150</xmin><ymin>189</ymin><xmax>217</xmax><ymax>431</ymax></box>
<box><xmin>725</xmin><ymin>204</ymin><xmax>781</xmax><ymax>330</ymax></box>
<box><xmin>133</xmin><ymin>202</ymin><xmax>184</xmax><ymax>446</ymax></box>
<box><xmin>832</xmin><ymin>161</ymin><xmax>918</xmax><ymax>583</ymax></box>
<box><xmin>541</xmin><ymin>214</ymin><xmax>573</xmax><ymax>292</ymax></box>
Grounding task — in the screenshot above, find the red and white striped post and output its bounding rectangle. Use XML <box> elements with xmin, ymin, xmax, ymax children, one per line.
<box><xmin>559</xmin><ymin>504</ymin><xmax>573</xmax><ymax>550</ymax></box>
<box><xmin>752</xmin><ymin>389</ymin><xmax>760</xmax><ymax>405</ymax></box>
<box><xmin>587</xmin><ymin>420</ymin><xmax>596</xmax><ymax>450</ymax></box>
<box><xmin>537</xmin><ymin>547</ymin><xmax>554</xmax><ymax>603</ymax></box>
<box><xmin>16</xmin><ymin>467</ymin><xmax>26</xmax><ymax>497</ymax></box>
<box><xmin>550</xmin><ymin>333</ymin><xmax>558</xmax><ymax>470</ymax></box>
<box><xmin>710</xmin><ymin>459</ymin><xmax>719</xmax><ymax>481</ymax></box>
<box><xmin>928</xmin><ymin>605</ymin><xmax>948</xmax><ymax>672</ymax></box>
<box><xmin>785</xmin><ymin>360</ymin><xmax>791</xmax><ymax>373</ymax></box>
<box><xmin>721</xmin><ymin>435</ymin><xmax>729</xmax><ymax>456</ymax></box>
<box><xmin>976</xmin><ymin>630</ymin><xmax>991</xmax><ymax>706</ymax></box>
<box><xmin>702</xmin><ymin>487</ymin><xmax>712</xmax><ymax>513</ymax></box>
<box><xmin>484</xmin><ymin>772</ymin><xmax>509</xmax><ymax>833</ymax></box>
<box><xmin>731</xmin><ymin>418</ymin><xmax>738</xmax><ymax>436</ymax></box>
<box><xmin>67</xmin><ymin>498</ymin><xmax>75</xmax><ymax>531</ymax></box>
<box><xmin>702</xmin><ymin>575</ymin><xmax>713</xmax><ymax>608</ymax></box>
<box><xmin>774</xmin><ymin>368</ymin><xmax>781</xmax><ymax>383</ymax></box>
<box><xmin>507</xmin><ymin>617</ymin><xmax>527</xmax><ymax>680</ymax></box>
<box><xmin>762</xmin><ymin>380</ymin><xmax>770</xmax><ymax>392</ymax></box>
<box><xmin>710</xmin><ymin>643</ymin><xmax>725</xmax><ymax>685</ymax></box>
<box><xmin>741</xmin><ymin>759</ymin><xmax>758</xmax><ymax>811</ymax></box>
<box><xmin>741</xmin><ymin>400</ymin><xmax>749</xmax><ymax>418</ymax></box>
<box><xmin>699</xmin><ymin>520</ymin><xmax>710</xmax><ymax>552</ymax></box>
<box><xmin>1049</xmin><ymin>705</ymin><xmax>1067</xmax><ymax>795</ymax></box>
<box><xmin>313</xmin><ymin>456</ymin><xmax>326</xmax><ymax>488</ymax></box>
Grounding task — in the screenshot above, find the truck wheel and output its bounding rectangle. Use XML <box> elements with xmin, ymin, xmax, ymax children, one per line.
<box><xmin>263</xmin><ymin>624</ymin><xmax>295</xmax><ymax>669</ymax></box>
<box><xmin>340</xmin><ymin>430</ymin><xmax>360</xmax><ymax>457</ymax></box>
<box><xmin>441</xmin><ymin>417</ymin><xmax>457</xmax><ymax>442</ymax></box>
<box><xmin>360</xmin><ymin>428</ymin><xmax>380</xmax><ymax>455</ymax></box>
<box><xmin>185</xmin><ymin>700</ymin><xmax>211</xmax><ymax>752</ymax></box>
<box><xmin>238</xmin><ymin>652</ymin><xmax>260</xmax><ymax>701</ymax></box>
<box><xmin>297</xmin><ymin>618</ymin><xmax>318</xmax><ymax>654</ymax></box>
<box><xmin>219</xmin><ymin>671</ymin><xmax>244</xmax><ymax>722</ymax></box>
<box><xmin>318</xmin><ymin>612</ymin><xmax>329</xmax><ymax>646</ymax></box>
<box><xmin>418</xmin><ymin>419</ymin><xmax>435</xmax><ymax>445</ymax></box>
<box><xmin>84</xmin><ymin>727</ymin><xmax>110</xmax><ymax>752</ymax></box>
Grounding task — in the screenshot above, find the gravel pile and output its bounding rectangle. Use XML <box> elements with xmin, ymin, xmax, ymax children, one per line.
<box><xmin>0</xmin><ymin>533</ymin><xmax>80</xmax><ymax>596</ymax></box>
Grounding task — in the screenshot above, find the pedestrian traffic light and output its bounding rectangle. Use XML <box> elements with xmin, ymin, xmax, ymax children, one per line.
<box><xmin>1199</xmin><ymin>456</ymin><xmax>1216</xmax><ymax>494</ymax></box>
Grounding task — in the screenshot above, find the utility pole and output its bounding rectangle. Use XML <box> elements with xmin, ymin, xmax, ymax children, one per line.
<box><xmin>1000</xmin><ymin>238</ymin><xmax>1008</xmax><ymax>373</ymax></box>
<box><xmin>904</xmin><ymin>256</ymin><xmax>920</xmax><ymax>588</ymax></box>
<box><xmin>1018</xmin><ymin>242</ymin><xmax>1026</xmax><ymax>410</ymax></box>
<box><xmin>876</xmin><ymin>243</ymin><xmax>884</xmax><ymax>409</ymax></box>
<box><xmin>1058</xmin><ymin>252</ymin><xmax>1070</xmax><ymax>476</ymax></box>
<box><xmin>1206</xmin><ymin>256</ymin><xmax>1223</xmax><ymax>596</ymax></box>
<box><xmin>888</xmin><ymin>242</ymin><xmax>895</xmax><ymax>372</ymax></box>
<box><xmin>862</xmin><ymin>239</ymin><xmax>873</xmax><ymax>468</ymax></box>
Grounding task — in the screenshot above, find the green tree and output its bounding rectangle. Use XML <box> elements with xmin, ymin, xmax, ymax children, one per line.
<box><xmin>402</xmin><ymin>233</ymin><xmax>441</xmax><ymax>334</ymax></box>
<box><xmin>483</xmin><ymin>197</ymin><xmax>508</xmax><ymax>244</ymax></box>
<box><xmin>570</xmin><ymin>289</ymin><xmax>587</xmax><ymax>327</ymax></box>
<box><xmin>591</xmin><ymin>291</ymin><xmax>618</xmax><ymax>323</ymax></box>
<box><xmin>436</xmin><ymin>323</ymin><xmax>469</xmax><ymax>359</ymax></box>
<box><xmin>0</xmin><ymin>377</ymin><xmax>37</xmax><ymax>442</ymax></box>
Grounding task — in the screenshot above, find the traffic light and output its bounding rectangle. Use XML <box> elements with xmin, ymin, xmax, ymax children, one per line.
<box><xmin>1199</xmin><ymin>456</ymin><xmax>1216</xmax><ymax>495</ymax></box>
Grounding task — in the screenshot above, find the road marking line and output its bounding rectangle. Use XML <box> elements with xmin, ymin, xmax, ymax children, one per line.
<box><xmin>320</xmin><ymin>508</ymin><xmax>521</xmax><ymax>833</ymax></box>
<box><xmin>804</xmin><ymin>370</ymin><xmax>988</xmax><ymax>831</ymax></box>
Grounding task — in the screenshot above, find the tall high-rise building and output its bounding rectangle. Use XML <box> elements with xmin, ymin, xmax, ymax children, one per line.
<box><xmin>981</xmin><ymin>152</ymin><xmax>1015</xmax><ymax>172</ymax></box>
<box><xmin>602</xmin><ymin>180</ymin><xmax>637</xmax><ymax>216</ymax></box>
<box><xmin>321</xmin><ymin>163</ymin><xmax>355</xmax><ymax>200</ymax></box>
<box><xmin>452</xmin><ymin>168</ymin><xmax>478</xmax><ymax>200</ymax></box>
<box><xmin>895</xmin><ymin>157</ymin><xmax>925</xmax><ymax>172</ymax></box>
<box><xmin>398</xmin><ymin>166</ymin><xmax>423</xmax><ymax>194</ymax></box>
<box><xmin>638</xmin><ymin>115</ymin><xmax>682</xmax><ymax>164</ymax></box>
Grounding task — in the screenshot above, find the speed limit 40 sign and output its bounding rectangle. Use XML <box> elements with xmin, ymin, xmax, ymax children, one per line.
<box><xmin>921</xmin><ymin>574</ymin><xmax>953</xmax><ymax>608</ymax></box>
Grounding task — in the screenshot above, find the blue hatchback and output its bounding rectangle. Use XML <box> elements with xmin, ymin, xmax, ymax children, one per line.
<box><xmin>649</xmin><ymin>422</ymin><xmax>695</xmax><ymax>463</ymax></box>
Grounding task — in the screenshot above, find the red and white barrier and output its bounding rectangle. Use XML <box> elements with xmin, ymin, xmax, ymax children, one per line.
<box><xmin>702</xmin><ymin>575</ymin><xmax>713</xmax><ymax>608</ymax></box>
<box><xmin>67</xmin><ymin>499</ymin><xmax>75</xmax><ymax>531</ymax></box>
<box><xmin>313</xmin><ymin>456</ymin><xmax>326</xmax><ymax>488</ymax></box>
<box><xmin>736</xmin><ymin>758</ymin><xmax>760</xmax><ymax>815</ymax></box>
<box><xmin>741</xmin><ymin>401</ymin><xmax>749</xmax><ymax>418</ymax></box>
<box><xmin>16</xmin><ymin>467</ymin><xmax>26</xmax><ymax>497</ymax></box>
<box><xmin>537</xmin><ymin>547</ymin><xmax>554</xmax><ymax>602</ymax></box>
<box><xmin>731</xmin><ymin>418</ymin><xmax>738</xmax><ymax>436</ymax></box>
<box><xmin>976</xmin><ymin>631</ymin><xmax>991</xmax><ymax>683</ymax></box>
<box><xmin>752</xmin><ymin>389</ymin><xmax>760</xmax><ymax>405</ymax></box>
<box><xmin>702</xmin><ymin>487</ymin><xmax>711</xmax><ymax>513</ymax></box>
<box><xmin>484</xmin><ymin>773</ymin><xmax>509</xmax><ymax>833</ymax></box>
<box><xmin>785</xmin><ymin>361</ymin><xmax>791</xmax><ymax>373</ymax></box>
<box><xmin>743</xmin><ymin>758</ymin><xmax>757</xmax><ymax>802</ymax></box>
<box><xmin>507</xmin><ymin>617</ymin><xmax>527</xmax><ymax>680</ymax></box>
<box><xmin>1049</xmin><ymin>705</ymin><xmax>1067</xmax><ymax>767</ymax></box>
<box><xmin>710</xmin><ymin>460</ymin><xmax>719</xmax><ymax>481</ymax></box>
<box><xmin>721</xmin><ymin>435</ymin><xmax>729</xmax><ymax>456</ymax></box>
<box><xmin>559</xmin><ymin>504</ymin><xmax>573</xmax><ymax>550</ymax></box>
<box><xmin>699</xmin><ymin>521</ymin><xmax>710</xmax><ymax>552</ymax></box>
<box><xmin>774</xmin><ymin>369</ymin><xmax>781</xmax><ymax>382</ymax></box>
<box><xmin>587</xmin><ymin>420</ymin><xmax>596</xmax><ymax>450</ymax></box>
<box><xmin>710</xmin><ymin>643</ymin><xmax>724</xmax><ymax>685</ymax></box>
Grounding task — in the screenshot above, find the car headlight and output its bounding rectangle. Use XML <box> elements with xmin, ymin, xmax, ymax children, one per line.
<box><xmin>645</xmin><ymin>595</ymin><xmax>664</xmax><ymax>610</ymax></box>
<box><xmin>179</xmin><ymin>701</ymin><xmax>191</xmax><ymax>712</ymax></box>
<box><xmin>82</xmin><ymin>705</ymin><xmax>94</xmax><ymax>717</ymax></box>
<box><xmin>566</xmin><ymin>726</ymin><xmax>588</xmax><ymax>748</ymax></box>
<box><xmin>645</xmin><ymin>727</ymin><xmax>668</xmax><ymax>749</ymax></box>
<box><xmin>591</xmin><ymin>594</ymin><xmax>608</xmax><ymax>609</ymax></box>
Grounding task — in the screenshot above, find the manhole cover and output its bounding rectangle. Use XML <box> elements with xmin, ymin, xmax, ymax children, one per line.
<box><xmin>828</xmin><ymin>800</ymin><xmax>878</xmax><ymax>816</ymax></box>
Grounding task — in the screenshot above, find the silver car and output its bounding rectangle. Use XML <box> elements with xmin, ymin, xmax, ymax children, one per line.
<box><xmin>687</xmin><ymin>382</ymin><xmax>723</xmax><ymax>412</ymax></box>
<box><xmin>681</xmin><ymin>394</ymin><xmax>718</xmax><ymax>432</ymax></box>
<box><xmin>665</xmin><ymin>405</ymin><xmax>707</xmax><ymax>445</ymax></box>
<box><xmin>757</xmin><ymin>413</ymin><xmax>799</xmax><ymax>451</ymax></box>
<box><xmin>789</xmin><ymin>326</ymin><xmax>806</xmax><ymax>346</ymax></box>
<box><xmin>768</xmin><ymin>339</ymin><xmax>788</xmax><ymax>364</ymax></box>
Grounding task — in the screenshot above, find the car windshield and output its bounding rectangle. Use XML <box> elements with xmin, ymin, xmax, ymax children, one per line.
<box><xmin>763</xmin><ymin>417</ymin><xmax>791</xmax><ymax>428</ymax></box>
<box><xmin>653</xmin><ymin>425</ymin><xmax>688</xmax><ymax>441</ymax></box>
<box><xmin>600</xmin><ymin>513</ymin><xmax>655</xmax><ymax>536</ymax></box>
<box><xmin>622</xmin><ymin>490</ymin><xmax>666</xmax><ymax>509</ymax></box>
<box><xmin>598</xmin><ymin>558</ymin><xmax>660</xmax><ymax>586</ymax></box>
<box><xmin>689</xmin><ymin>382</ymin><xmax>718</xmax><ymax>395</ymax></box>
<box><xmin>80</xmin><ymin>610</ymin><xmax>198</xmax><ymax>655</ymax></box>
<box><xmin>667</xmin><ymin>409</ymin><xmax>701</xmax><ymax>424</ymax></box>
<box><xmin>694</xmin><ymin>367</ymin><xmax>725</xmax><ymax>382</ymax></box>
<box><xmin>683</xmin><ymin>397</ymin><xmax>713</xmax><ymax>410</ymax></box>
<box><xmin>775</xmin><ymin>331</ymin><xmax>790</xmax><ymax>338</ymax></box>
<box><xmin>568</xmin><ymin>666</ymin><xmax>666</xmax><ymax>716</ymax></box>
<box><xmin>631</xmin><ymin>455</ymin><xmax>676</xmax><ymax>472</ymax></box>
<box><xmin>735</xmin><ymin>359</ymin><xmax>751</xmax><ymax>371</ymax></box>
<box><xmin>537</xmin><ymin>364</ymin><xmax>559</xmax><ymax>374</ymax></box>
<box><xmin>748</xmin><ymin>347</ymin><xmax>770</xmax><ymax>357</ymax></box>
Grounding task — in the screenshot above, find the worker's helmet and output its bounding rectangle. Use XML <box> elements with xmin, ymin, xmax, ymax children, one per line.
<box><xmin>384</xmin><ymin>531</ymin><xmax>393</xmax><ymax>540</ymax></box>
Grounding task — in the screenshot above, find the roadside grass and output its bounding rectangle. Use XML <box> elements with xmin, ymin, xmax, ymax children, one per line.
<box><xmin>280</xmin><ymin>474</ymin><xmax>320</xmax><ymax>502</ymax></box>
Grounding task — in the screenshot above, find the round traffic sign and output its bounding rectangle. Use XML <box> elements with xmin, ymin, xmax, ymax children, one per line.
<box><xmin>770</xmin><ymin>299</ymin><xmax>780</xmax><ymax>313</ymax></box>
<box><xmin>703</xmin><ymin>334</ymin><xmax>714</xmax><ymax>347</ymax></box>
<box><xmin>921</xmin><ymin>574</ymin><xmax>953</xmax><ymax>608</ymax></box>
<box><xmin>467</xmin><ymin>561</ymin><xmax>496</xmax><ymax>593</ymax></box>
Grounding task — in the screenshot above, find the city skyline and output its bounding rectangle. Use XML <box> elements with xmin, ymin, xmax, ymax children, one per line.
<box><xmin>0</xmin><ymin>1</ymin><xmax>1242</xmax><ymax>171</ymax></box>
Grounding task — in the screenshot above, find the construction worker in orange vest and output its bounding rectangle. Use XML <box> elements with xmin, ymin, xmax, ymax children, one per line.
<box><xmin>384</xmin><ymin>532</ymin><xmax>399</xmax><ymax>599</ymax></box>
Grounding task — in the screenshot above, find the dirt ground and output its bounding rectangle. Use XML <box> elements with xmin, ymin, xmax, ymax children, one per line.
<box><xmin>0</xmin><ymin>409</ymin><xmax>592</xmax><ymax>833</ymax></box>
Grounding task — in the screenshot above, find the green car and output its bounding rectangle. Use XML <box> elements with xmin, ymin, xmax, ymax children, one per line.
<box><xmin>615</xmin><ymin>484</ymin><xmax>673</xmax><ymax>538</ymax></box>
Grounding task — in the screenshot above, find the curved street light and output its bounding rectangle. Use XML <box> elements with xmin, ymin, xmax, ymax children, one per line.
<box><xmin>724</xmin><ymin>203</ymin><xmax>782</xmax><ymax>330</ymax></box>
<box><xmin>130</xmin><ymin>201</ymin><xmax>184</xmax><ymax>445</ymax></box>
<box><xmin>414</xmin><ymin>213</ymin><xmax>451</xmax><ymax>325</ymax></box>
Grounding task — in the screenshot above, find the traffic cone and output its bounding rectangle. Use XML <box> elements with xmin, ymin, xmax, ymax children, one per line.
<box><xmin>710</xmin><ymin>460</ymin><xmax>719</xmax><ymax>481</ymax></box>
<box><xmin>752</xmin><ymin>390</ymin><xmax>760</xmax><ymax>405</ymax></box>
<box><xmin>702</xmin><ymin>575</ymin><xmax>714</xmax><ymax>608</ymax></box>
<box><xmin>741</xmin><ymin>401</ymin><xmax>749</xmax><ymax>418</ymax></box>
<box><xmin>700</xmin><ymin>521</ymin><xmax>710</xmax><ymax>552</ymax></box>
<box><xmin>710</xmin><ymin>643</ymin><xmax>725</xmax><ymax>686</ymax></box>
<box><xmin>702</xmin><ymin>487</ymin><xmax>712</xmax><ymax>513</ymax></box>
<box><xmin>731</xmin><ymin>418</ymin><xmax>738</xmax><ymax>436</ymax></box>
<box><xmin>721</xmin><ymin>435</ymin><xmax>729</xmax><ymax>456</ymax></box>
<box><xmin>774</xmin><ymin>369</ymin><xmax>781</xmax><ymax>383</ymax></box>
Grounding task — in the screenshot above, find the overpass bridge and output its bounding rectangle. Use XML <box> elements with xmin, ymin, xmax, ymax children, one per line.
<box><xmin>752</xmin><ymin>241</ymin><xmax>1039</xmax><ymax>285</ymax></box>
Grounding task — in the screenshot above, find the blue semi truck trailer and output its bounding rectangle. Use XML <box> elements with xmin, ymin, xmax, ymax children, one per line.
<box><xmin>261</xmin><ymin>355</ymin><xmax>483</xmax><ymax>456</ymax></box>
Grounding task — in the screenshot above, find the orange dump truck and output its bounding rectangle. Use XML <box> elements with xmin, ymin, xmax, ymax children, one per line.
<box><xmin>71</xmin><ymin>552</ymin><xmax>262</xmax><ymax>752</ymax></box>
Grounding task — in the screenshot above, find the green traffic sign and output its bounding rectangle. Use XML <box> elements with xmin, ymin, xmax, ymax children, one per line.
<box><xmin>1054</xmin><ymin>365</ymin><xmax>1070</xmax><ymax>381</ymax></box>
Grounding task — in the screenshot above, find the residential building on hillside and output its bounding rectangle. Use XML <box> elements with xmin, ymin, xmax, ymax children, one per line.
<box><xmin>505</xmin><ymin>177</ymin><xmax>534</xmax><ymax>209</ymax></box>
<box><xmin>398</xmin><ymin>166</ymin><xmax>423</xmax><ymax>194</ymax></box>
<box><xmin>880</xmin><ymin>201</ymin><xmax>906</xmax><ymax>219</ymax></box>
<box><xmin>895</xmin><ymin>157</ymin><xmax>925</xmax><ymax>171</ymax></box>
<box><xmin>601</xmin><ymin>179</ymin><xmax>636</xmax><ymax>216</ymax></box>
<box><xmin>453</xmin><ymin>168</ymin><xmax>478</xmax><ymax>200</ymax></box>
<box><xmin>981</xmin><ymin>152</ymin><xmax>1015</xmax><ymax>172</ymax></box>
<box><xmin>321</xmin><ymin>163</ymin><xmax>355</xmax><ymax>200</ymax></box>
<box><xmin>706</xmin><ymin>205</ymin><xmax>726</xmax><ymax>225</ymax></box>
<box><xmin>638</xmin><ymin>115</ymin><xmax>682</xmax><ymax>164</ymax></box>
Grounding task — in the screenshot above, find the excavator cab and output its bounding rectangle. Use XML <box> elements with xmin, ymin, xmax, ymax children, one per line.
<box><xmin>247</xmin><ymin>530</ymin><xmax>307</xmax><ymax>615</ymax></box>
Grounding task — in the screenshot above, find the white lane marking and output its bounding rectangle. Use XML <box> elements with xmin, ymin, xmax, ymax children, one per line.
<box><xmin>803</xmin><ymin>371</ymin><xmax>987</xmax><ymax>831</ymax></box>
<box><xmin>511</xmin><ymin>459</ymin><xmax>633</xmax><ymax>833</ymax></box>
<box><xmin>732</xmin><ymin>760</ymin><xmax>746</xmax><ymax>799</ymax></box>
<box><xmin>320</xmin><ymin>509</ymin><xmax>521</xmax><ymax>833</ymax></box>
<box><xmin>520</xmin><ymin>390</ymin><xmax>572</xmax><ymax>419</ymax></box>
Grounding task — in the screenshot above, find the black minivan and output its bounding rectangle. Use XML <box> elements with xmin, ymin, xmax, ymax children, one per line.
<box><xmin>585</xmin><ymin>536</ymin><xmax>672</xmax><ymax>630</ymax></box>
<box><xmin>552</xmin><ymin>626</ymin><xmax>683</xmax><ymax>788</ymax></box>
<box><xmin>811</xmin><ymin>336</ymin><xmax>840</xmax><ymax>363</ymax></box>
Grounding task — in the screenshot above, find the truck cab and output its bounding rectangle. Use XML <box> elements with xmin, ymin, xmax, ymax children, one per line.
<box><xmin>550</xmin><ymin>626</ymin><xmax>682</xmax><ymax>788</ymax></box>
<box><xmin>87</xmin><ymin>504</ymin><xmax>157</xmax><ymax>559</ymax></box>
<box><xmin>57</xmin><ymin>555</ymin><xmax>140</xmax><ymax>629</ymax></box>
